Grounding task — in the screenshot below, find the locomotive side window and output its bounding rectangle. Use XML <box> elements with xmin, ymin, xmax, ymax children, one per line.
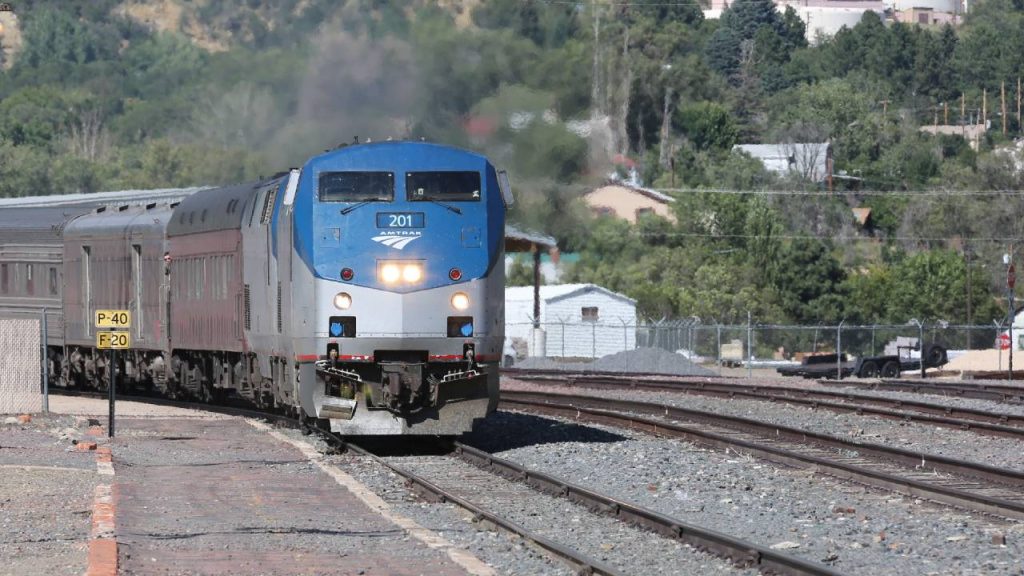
<box><xmin>260</xmin><ymin>188</ymin><xmax>276</xmax><ymax>224</ymax></box>
<box><xmin>1</xmin><ymin>263</ymin><xmax>7</xmax><ymax>294</ymax></box>
<box><xmin>319</xmin><ymin>172</ymin><xmax>394</xmax><ymax>202</ymax></box>
<box><xmin>406</xmin><ymin>172</ymin><xmax>481</xmax><ymax>202</ymax></box>
<box><xmin>48</xmin><ymin>267</ymin><xmax>58</xmax><ymax>296</ymax></box>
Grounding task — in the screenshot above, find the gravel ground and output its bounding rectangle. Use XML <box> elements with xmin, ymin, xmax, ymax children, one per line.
<box><xmin>465</xmin><ymin>410</ymin><xmax>1024</xmax><ymax>576</ymax></box>
<box><xmin>515</xmin><ymin>348</ymin><xmax>714</xmax><ymax>376</ymax></box>
<box><xmin>504</xmin><ymin>377</ymin><xmax>1024</xmax><ymax>472</ymax></box>
<box><xmin>327</xmin><ymin>447</ymin><xmax>578</xmax><ymax>576</ymax></box>
<box><xmin>378</xmin><ymin>453</ymin><xmax>751</xmax><ymax>576</ymax></box>
<box><xmin>0</xmin><ymin>415</ymin><xmax>99</xmax><ymax>576</ymax></box>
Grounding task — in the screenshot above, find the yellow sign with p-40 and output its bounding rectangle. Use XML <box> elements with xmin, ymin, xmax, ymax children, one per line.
<box><xmin>95</xmin><ymin>310</ymin><xmax>131</xmax><ymax>349</ymax></box>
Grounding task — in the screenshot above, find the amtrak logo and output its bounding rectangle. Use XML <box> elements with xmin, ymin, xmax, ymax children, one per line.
<box><xmin>371</xmin><ymin>231</ymin><xmax>422</xmax><ymax>250</ymax></box>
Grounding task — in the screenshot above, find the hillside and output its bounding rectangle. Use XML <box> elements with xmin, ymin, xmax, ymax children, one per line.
<box><xmin>0</xmin><ymin>0</ymin><xmax>1021</xmax><ymax>325</ymax></box>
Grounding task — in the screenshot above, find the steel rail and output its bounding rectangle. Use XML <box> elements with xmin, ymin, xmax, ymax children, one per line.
<box><xmin>501</xmin><ymin>390</ymin><xmax>1024</xmax><ymax>521</ymax></box>
<box><xmin>506</xmin><ymin>371</ymin><xmax>1024</xmax><ymax>439</ymax></box>
<box><xmin>817</xmin><ymin>379</ymin><xmax>1024</xmax><ymax>404</ymax></box>
<box><xmin>451</xmin><ymin>442</ymin><xmax>844</xmax><ymax>576</ymax></box>
<box><xmin>333</xmin><ymin>437</ymin><xmax>624</xmax><ymax>576</ymax></box>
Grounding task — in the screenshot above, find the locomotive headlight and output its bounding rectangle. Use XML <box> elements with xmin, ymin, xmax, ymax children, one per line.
<box><xmin>333</xmin><ymin>292</ymin><xmax>352</xmax><ymax>310</ymax></box>
<box><xmin>451</xmin><ymin>292</ymin><xmax>470</xmax><ymax>310</ymax></box>
<box><xmin>402</xmin><ymin>264</ymin><xmax>423</xmax><ymax>283</ymax></box>
<box><xmin>380</xmin><ymin>263</ymin><xmax>401</xmax><ymax>284</ymax></box>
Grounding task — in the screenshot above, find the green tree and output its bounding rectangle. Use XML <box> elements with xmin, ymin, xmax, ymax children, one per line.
<box><xmin>674</xmin><ymin>101</ymin><xmax>738</xmax><ymax>151</ymax></box>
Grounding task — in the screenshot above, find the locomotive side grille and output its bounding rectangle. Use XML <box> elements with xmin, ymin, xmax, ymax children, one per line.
<box><xmin>243</xmin><ymin>284</ymin><xmax>251</xmax><ymax>330</ymax></box>
<box><xmin>276</xmin><ymin>282</ymin><xmax>282</xmax><ymax>333</ymax></box>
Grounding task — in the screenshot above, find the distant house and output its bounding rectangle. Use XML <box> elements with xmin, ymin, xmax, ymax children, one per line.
<box><xmin>733</xmin><ymin>142</ymin><xmax>833</xmax><ymax>183</ymax></box>
<box><xmin>891</xmin><ymin>0</ymin><xmax>963</xmax><ymax>25</ymax></box>
<box><xmin>505</xmin><ymin>283</ymin><xmax>637</xmax><ymax>358</ymax></box>
<box><xmin>704</xmin><ymin>0</ymin><xmax>887</xmax><ymax>41</ymax></box>
<box><xmin>583</xmin><ymin>181</ymin><xmax>676</xmax><ymax>224</ymax></box>
<box><xmin>919</xmin><ymin>123</ymin><xmax>986</xmax><ymax>151</ymax></box>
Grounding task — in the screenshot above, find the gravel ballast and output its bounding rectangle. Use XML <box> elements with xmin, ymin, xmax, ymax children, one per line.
<box><xmin>384</xmin><ymin>454</ymin><xmax>753</xmax><ymax>576</ymax></box>
<box><xmin>468</xmin><ymin>408</ymin><xmax>1024</xmax><ymax>575</ymax></box>
<box><xmin>505</xmin><ymin>377</ymin><xmax>1024</xmax><ymax>472</ymax></box>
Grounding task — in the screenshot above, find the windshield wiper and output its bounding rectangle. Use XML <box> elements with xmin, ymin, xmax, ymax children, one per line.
<box><xmin>424</xmin><ymin>198</ymin><xmax>462</xmax><ymax>215</ymax></box>
<box><xmin>339</xmin><ymin>201</ymin><xmax>373</xmax><ymax>215</ymax></box>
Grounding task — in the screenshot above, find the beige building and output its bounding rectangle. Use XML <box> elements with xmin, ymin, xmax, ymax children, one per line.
<box><xmin>583</xmin><ymin>182</ymin><xmax>676</xmax><ymax>224</ymax></box>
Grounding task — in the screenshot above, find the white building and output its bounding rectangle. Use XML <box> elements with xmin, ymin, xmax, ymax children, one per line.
<box><xmin>733</xmin><ymin>142</ymin><xmax>832</xmax><ymax>183</ymax></box>
<box><xmin>505</xmin><ymin>283</ymin><xmax>637</xmax><ymax>358</ymax></box>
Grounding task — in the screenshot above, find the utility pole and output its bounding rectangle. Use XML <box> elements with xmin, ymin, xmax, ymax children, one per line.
<box><xmin>966</xmin><ymin>245</ymin><xmax>973</xmax><ymax>349</ymax></box>
<box><xmin>961</xmin><ymin>93</ymin><xmax>966</xmax><ymax>135</ymax></box>
<box><xmin>1002</xmin><ymin>81</ymin><xmax>1008</xmax><ymax>135</ymax></box>
<box><xmin>880</xmin><ymin>99</ymin><xmax>889</xmax><ymax>116</ymax></box>
<box><xmin>1018</xmin><ymin>77</ymin><xmax>1021</xmax><ymax>131</ymax></box>
<box><xmin>944</xmin><ymin>102</ymin><xmax>949</xmax><ymax>125</ymax></box>
<box><xmin>983</xmin><ymin>88</ymin><xmax>988</xmax><ymax>128</ymax></box>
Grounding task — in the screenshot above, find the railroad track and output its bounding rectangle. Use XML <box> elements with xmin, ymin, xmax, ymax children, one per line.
<box><xmin>339</xmin><ymin>435</ymin><xmax>843</xmax><ymax>576</ymax></box>
<box><xmin>503</xmin><ymin>368</ymin><xmax>1024</xmax><ymax>405</ymax></box>
<box><xmin>505</xmin><ymin>370</ymin><xmax>1024</xmax><ymax>439</ymax></box>
<box><xmin>501</xmin><ymin>389</ymin><xmax>1024</xmax><ymax>521</ymax></box>
<box><xmin>817</xmin><ymin>378</ymin><xmax>1024</xmax><ymax>404</ymax></box>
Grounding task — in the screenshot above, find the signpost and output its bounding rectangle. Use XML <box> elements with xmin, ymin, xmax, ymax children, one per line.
<box><xmin>95</xmin><ymin>310</ymin><xmax>130</xmax><ymax>438</ymax></box>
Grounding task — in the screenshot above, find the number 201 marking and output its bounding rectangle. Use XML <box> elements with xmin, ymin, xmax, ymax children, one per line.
<box><xmin>389</xmin><ymin>214</ymin><xmax>412</xmax><ymax>227</ymax></box>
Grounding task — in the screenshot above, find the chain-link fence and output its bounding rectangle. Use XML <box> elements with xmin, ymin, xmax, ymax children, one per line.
<box><xmin>506</xmin><ymin>319</ymin><xmax>1010</xmax><ymax>374</ymax></box>
<box><xmin>0</xmin><ymin>318</ymin><xmax>41</xmax><ymax>414</ymax></box>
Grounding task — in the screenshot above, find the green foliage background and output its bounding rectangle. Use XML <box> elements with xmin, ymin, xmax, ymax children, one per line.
<box><xmin>0</xmin><ymin>0</ymin><xmax>1019</xmax><ymax>326</ymax></box>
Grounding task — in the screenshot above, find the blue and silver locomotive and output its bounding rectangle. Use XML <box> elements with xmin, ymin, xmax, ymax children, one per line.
<box><xmin>0</xmin><ymin>141</ymin><xmax>510</xmax><ymax>435</ymax></box>
<box><xmin>289</xmin><ymin>142</ymin><xmax>509</xmax><ymax>433</ymax></box>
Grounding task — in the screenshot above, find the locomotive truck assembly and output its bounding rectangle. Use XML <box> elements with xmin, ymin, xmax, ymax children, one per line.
<box><xmin>0</xmin><ymin>141</ymin><xmax>512</xmax><ymax>435</ymax></box>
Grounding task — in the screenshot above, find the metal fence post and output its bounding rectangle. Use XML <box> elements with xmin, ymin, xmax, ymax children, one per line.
<box><xmin>716</xmin><ymin>323</ymin><xmax>722</xmax><ymax>376</ymax></box>
<box><xmin>836</xmin><ymin>319</ymin><xmax>845</xmax><ymax>380</ymax></box>
<box><xmin>41</xmin><ymin>308</ymin><xmax>48</xmax><ymax>413</ymax></box>
<box><xmin>746</xmin><ymin>311</ymin><xmax>752</xmax><ymax>378</ymax></box>
<box><xmin>592</xmin><ymin>321</ymin><xmax>596</xmax><ymax>359</ymax></box>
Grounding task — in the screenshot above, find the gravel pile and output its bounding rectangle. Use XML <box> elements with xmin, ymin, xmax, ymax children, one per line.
<box><xmin>515</xmin><ymin>347</ymin><xmax>714</xmax><ymax>377</ymax></box>
<box><xmin>466</xmin><ymin>411</ymin><xmax>1024</xmax><ymax>575</ymax></box>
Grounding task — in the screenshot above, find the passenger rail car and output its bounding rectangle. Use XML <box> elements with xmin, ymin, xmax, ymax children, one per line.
<box><xmin>0</xmin><ymin>142</ymin><xmax>511</xmax><ymax>435</ymax></box>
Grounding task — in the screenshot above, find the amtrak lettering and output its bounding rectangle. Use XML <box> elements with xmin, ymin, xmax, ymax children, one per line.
<box><xmin>371</xmin><ymin>230</ymin><xmax>422</xmax><ymax>250</ymax></box>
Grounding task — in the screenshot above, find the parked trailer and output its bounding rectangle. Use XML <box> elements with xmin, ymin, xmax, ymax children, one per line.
<box><xmin>776</xmin><ymin>344</ymin><xmax>949</xmax><ymax>379</ymax></box>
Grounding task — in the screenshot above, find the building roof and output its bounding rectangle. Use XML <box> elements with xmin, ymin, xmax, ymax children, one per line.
<box><xmin>505</xmin><ymin>224</ymin><xmax>558</xmax><ymax>252</ymax></box>
<box><xmin>0</xmin><ymin>187</ymin><xmax>204</xmax><ymax>208</ymax></box>
<box><xmin>733</xmin><ymin>142</ymin><xmax>831</xmax><ymax>181</ymax></box>
<box><xmin>587</xmin><ymin>181</ymin><xmax>675</xmax><ymax>204</ymax></box>
<box><xmin>505</xmin><ymin>283</ymin><xmax>637</xmax><ymax>305</ymax></box>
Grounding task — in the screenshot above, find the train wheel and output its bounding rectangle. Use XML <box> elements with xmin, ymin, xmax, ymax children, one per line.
<box><xmin>881</xmin><ymin>360</ymin><xmax>900</xmax><ymax>378</ymax></box>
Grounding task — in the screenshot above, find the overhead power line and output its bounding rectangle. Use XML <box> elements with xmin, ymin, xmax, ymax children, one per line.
<box><xmin>632</xmin><ymin>230</ymin><xmax>1024</xmax><ymax>243</ymax></box>
<box><xmin>652</xmin><ymin>188</ymin><xmax>1024</xmax><ymax>197</ymax></box>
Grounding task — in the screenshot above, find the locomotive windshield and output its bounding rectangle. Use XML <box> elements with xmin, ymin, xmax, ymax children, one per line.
<box><xmin>320</xmin><ymin>172</ymin><xmax>394</xmax><ymax>202</ymax></box>
<box><xmin>406</xmin><ymin>172</ymin><xmax>481</xmax><ymax>202</ymax></box>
